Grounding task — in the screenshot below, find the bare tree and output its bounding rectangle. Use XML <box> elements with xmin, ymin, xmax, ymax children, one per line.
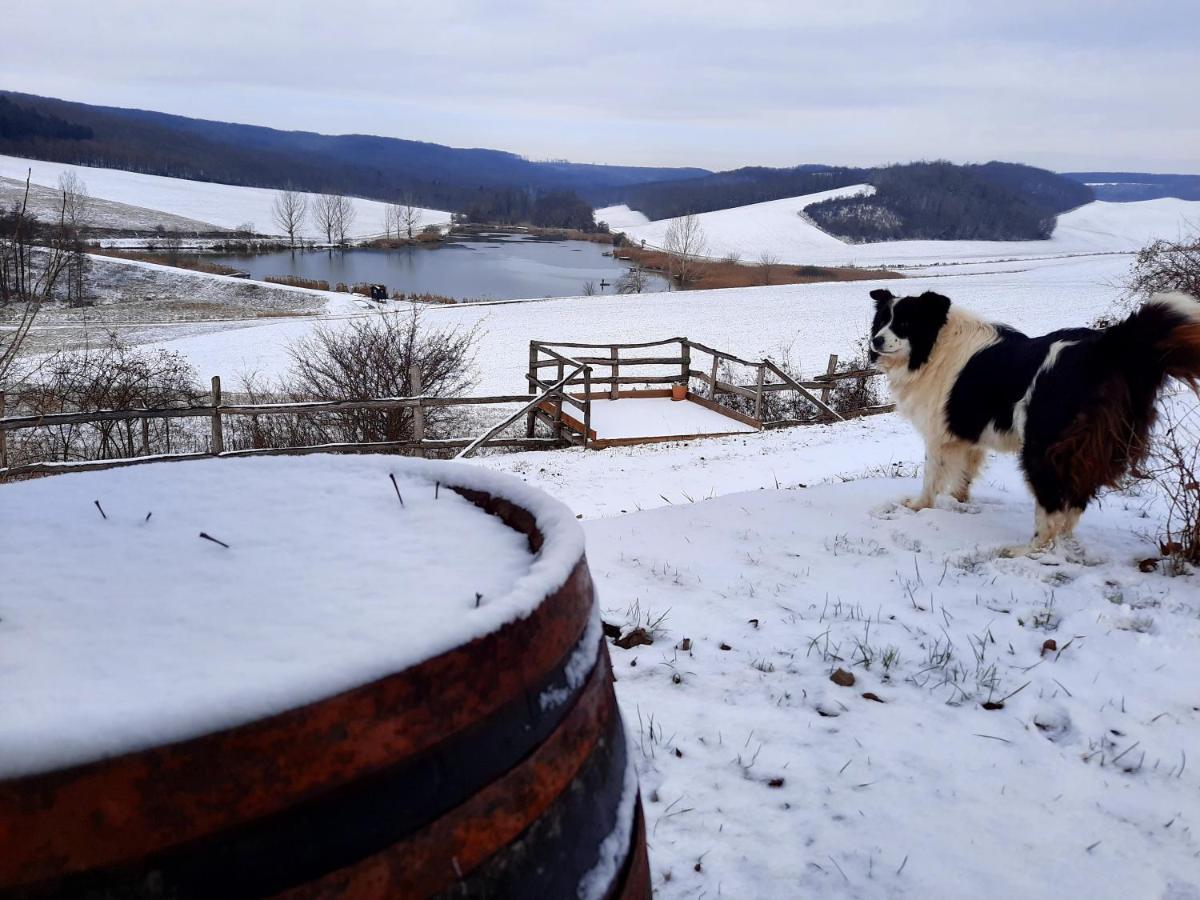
<box><xmin>662</xmin><ymin>213</ymin><xmax>707</xmax><ymax>286</ymax></box>
<box><xmin>272</xmin><ymin>187</ymin><xmax>308</xmax><ymax>248</ymax></box>
<box><xmin>582</xmin><ymin>280</ymin><xmax>597</xmax><ymax>296</ymax></box>
<box><xmin>398</xmin><ymin>194</ymin><xmax>421</xmax><ymax>240</ymax></box>
<box><xmin>616</xmin><ymin>266</ymin><xmax>649</xmax><ymax>294</ymax></box>
<box><xmin>1</xmin><ymin>173</ymin><xmax>72</xmax><ymax>382</ymax></box>
<box><xmin>312</xmin><ymin>193</ymin><xmax>340</xmax><ymax>245</ymax></box>
<box><xmin>57</xmin><ymin>171</ymin><xmax>91</xmax><ymax>233</ymax></box>
<box><xmin>757</xmin><ymin>251</ymin><xmax>781</xmax><ymax>285</ymax></box>
<box><xmin>331</xmin><ymin>195</ymin><xmax>356</xmax><ymax>247</ymax></box>
<box><xmin>384</xmin><ymin>203</ymin><xmax>400</xmax><ymax>240</ymax></box>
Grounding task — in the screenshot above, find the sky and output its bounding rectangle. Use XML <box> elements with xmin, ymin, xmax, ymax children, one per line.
<box><xmin>5</xmin><ymin>0</ymin><xmax>1198</xmax><ymax>174</ymax></box>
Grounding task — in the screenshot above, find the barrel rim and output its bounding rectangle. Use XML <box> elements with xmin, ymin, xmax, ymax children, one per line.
<box><xmin>0</xmin><ymin>460</ymin><xmax>595</xmax><ymax>890</ymax></box>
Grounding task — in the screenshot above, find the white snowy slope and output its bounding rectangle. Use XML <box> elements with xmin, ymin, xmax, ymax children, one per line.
<box><xmin>154</xmin><ymin>253</ymin><xmax>1131</xmax><ymax>392</ymax></box>
<box><xmin>594</xmin><ymin>204</ymin><xmax>651</xmax><ymax>229</ymax></box>
<box><xmin>622</xmin><ymin>188</ymin><xmax>1200</xmax><ymax>267</ymax></box>
<box><xmin>475</xmin><ymin>403</ymin><xmax>1200</xmax><ymax>900</ymax></box>
<box><xmin>0</xmin><ymin>153</ymin><xmax>452</xmax><ymax>239</ymax></box>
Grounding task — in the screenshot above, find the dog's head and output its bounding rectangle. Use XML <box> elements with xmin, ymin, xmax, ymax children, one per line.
<box><xmin>869</xmin><ymin>288</ymin><xmax>952</xmax><ymax>371</ymax></box>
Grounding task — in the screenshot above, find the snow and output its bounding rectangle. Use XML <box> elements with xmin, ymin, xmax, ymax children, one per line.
<box><xmin>0</xmin><ymin>153</ymin><xmax>452</xmax><ymax>239</ymax></box>
<box><xmin>586</xmin><ymin>396</ymin><xmax>758</xmax><ymax>441</ymax></box>
<box><xmin>622</xmin><ymin>188</ymin><xmax>1200</xmax><ymax>267</ymax></box>
<box><xmin>594</xmin><ymin>204</ymin><xmax>651</xmax><ymax>229</ymax></box>
<box><xmin>152</xmin><ymin>253</ymin><xmax>1133</xmax><ymax>394</ymax></box>
<box><xmin>0</xmin><ymin>455</ymin><xmax>590</xmax><ymax>779</ymax></box>
<box><xmin>472</xmin><ymin>402</ymin><xmax>1200</xmax><ymax>899</ymax></box>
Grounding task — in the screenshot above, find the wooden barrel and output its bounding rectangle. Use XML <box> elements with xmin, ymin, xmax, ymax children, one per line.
<box><xmin>0</xmin><ymin>470</ymin><xmax>649</xmax><ymax>899</ymax></box>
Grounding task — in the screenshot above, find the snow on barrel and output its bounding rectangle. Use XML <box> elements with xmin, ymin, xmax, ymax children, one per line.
<box><xmin>0</xmin><ymin>456</ymin><xmax>649</xmax><ymax>899</ymax></box>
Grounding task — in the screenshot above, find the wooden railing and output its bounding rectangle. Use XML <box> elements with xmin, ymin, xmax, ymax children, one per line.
<box><xmin>527</xmin><ymin>338</ymin><xmax>893</xmax><ymax>433</ymax></box>
<box><xmin>0</xmin><ymin>371</ymin><xmax>577</xmax><ymax>479</ymax></box>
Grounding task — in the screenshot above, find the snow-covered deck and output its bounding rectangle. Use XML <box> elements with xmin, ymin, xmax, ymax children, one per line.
<box><xmin>587</xmin><ymin>396</ymin><xmax>757</xmax><ymax>442</ymax></box>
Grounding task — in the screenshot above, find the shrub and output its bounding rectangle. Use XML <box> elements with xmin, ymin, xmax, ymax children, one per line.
<box><xmin>264</xmin><ymin>274</ymin><xmax>330</xmax><ymax>291</ymax></box>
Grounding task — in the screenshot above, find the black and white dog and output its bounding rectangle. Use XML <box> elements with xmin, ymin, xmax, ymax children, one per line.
<box><xmin>869</xmin><ymin>287</ymin><xmax>1200</xmax><ymax>554</ymax></box>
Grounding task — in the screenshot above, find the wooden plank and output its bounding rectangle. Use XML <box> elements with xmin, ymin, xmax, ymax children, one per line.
<box><xmin>531</xmin><ymin>356</ymin><xmax>684</xmax><ymax>369</ymax></box>
<box><xmin>575</xmin><ymin>389</ymin><xmax>673</xmax><ymax>401</ymax></box>
<box><xmin>410</xmin><ymin>365</ymin><xmax>425</xmax><ymax>458</ymax></box>
<box><xmin>684</xmin><ymin>393</ymin><xmax>762</xmax><ymax>429</ymax></box>
<box><xmin>531</xmin><ymin>337</ymin><xmax>684</xmax><ymax>350</ymax></box>
<box><xmin>457</xmin><ymin>364</ymin><xmax>583</xmax><ymax>459</ymax></box>
<box><xmin>711</xmin><ymin>379</ymin><xmax>759</xmax><ymax>401</ymax></box>
<box><xmin>609</xmin><ymin>347</ymin><xmax>618</xmax><ymax>401</ymax></box>
<box><xmin>763</xmin><ymin>360</ymin><xmax>844</xmax><ymax>421</ymax></box>
<box><xmin>590</xmin><ymin>430</ymin><xmax>751</xmax><ymax>450</ymax></box>
<box><xmin>683</xmin><ymin>340</ymin><xmax>761</xmax><ymax>369</ymax></box>
<box><xmin>753</xmin><ymin>365</ymin><xmax>766</xmax><ymax>421</ymax></box>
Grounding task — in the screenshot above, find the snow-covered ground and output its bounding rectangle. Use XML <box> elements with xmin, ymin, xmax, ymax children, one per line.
<box><xmin>152</xmin><ymin>253</ymin><xmax>1131</xmax><ymax>393</ymax></box>
<box><xmin>587</xmin><ymin>396</ymin><xmax>758</xmax><ymax>441</ymax></box>
<box><xmin>595</xmin><ymin>204</ymin><xmax>651</xmax><ymax>229</ymax></box>
<box><xmin>473</xmin><ymin>403</ymin><xmax>1200</xmax><ymax>900</ymax></box>
<box><xmin>621</xmin><ymin>188</ymin><xmax>1200</xmax><ymax>267</ymax></box>
<box><xmin>0</xmin><ymin>154</ymin><xmax>451</xmax><ymax>239</ymax></box>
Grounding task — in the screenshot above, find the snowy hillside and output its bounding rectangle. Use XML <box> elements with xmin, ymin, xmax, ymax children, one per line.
<box><xmin>0</xmin><ymin>153</ymin><xmax>452</xmax><ymax>239</ymax></box>
<box><xmin>155</xmin><ymin>254</ymin><xmax>1130</xmax><ymax>393</ymax></box>
<box><xmin>622</xmin><ymin>189</ymin><xmax>1200</xmax><ymax>267</ymax></box>
<box><xmin>594</xmin><ymin>204</ymin><xmax>651</xmax><ymax>229</ymax></box>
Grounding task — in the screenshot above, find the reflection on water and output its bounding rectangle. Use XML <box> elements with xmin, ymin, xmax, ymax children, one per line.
<box><xmin>209</xmin><ymin>235</ymin><xmax>668</xmax><ymax>301</ymax></box>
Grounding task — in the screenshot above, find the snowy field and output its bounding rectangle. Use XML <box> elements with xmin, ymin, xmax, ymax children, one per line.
<box><xmin>0</xmin><ymin>154</ymin><xmax>451</xmax><ymax>239</ymax></box>
<box><xmin>476</xmin><ymin>404</ymin><xmax>1200</xmax><ymax>900</ymax></box>
<box><xmin>151</xmin><ymin>253</ymin><xmax>1132</xmax><ymax>394</ymax></box>
<box><xmin>621</xmin><ymin>188</ymin><xmax>1200</xmax><ymax>268</ymax></box>
<box><xmin>594</xmin><ymin>203</ymin><xmax>651</xmax><ymax>229</ymax></box>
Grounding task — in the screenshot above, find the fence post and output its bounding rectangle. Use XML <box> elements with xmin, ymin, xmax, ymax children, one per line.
<box><xmin>582</xmin><ymin>367</ymin><xmax>592</xmax><ymax>448</ymax></box>
<box><xmin>821</xmin><ymin>354</ymin><xmax>839</xmax><ymax>407</ymax></box>
<box><xmin>141</xmin><ymin>417</ymin><xmax>150</xmax><ymax>456</ymax></box>
<box><xmin>680</xmin><ymin>338</ymin><xmax>691</xmax><ymax>394</ymax></box>
<box><xmin>410</xmin><ymin>363</ymin><xmax>425</xmax><ymax>458</ymax></box>
<box><xmin>754</xmin><ymin>364</ymin><xmax>766</xmax><ymax>421</ymax></box>
<box><xmin>0</xmin><ymin>390</ymin><xmax>7</xmax><ymax>474</ymax></box>
<box><xmin>210</xmin><ymin>375</ymin><xmax>224</xmax><ymax>455</ymax></box>
<box><xmin>553</xmin><ymin>360</ymin><xmax>564</xmax><ymax>439</ymax></box>
<box><xmin>526</xmin><ymin>343</ymin><xmax>539</xmax><ymax>438</ymax></box>
<box><xmin>709</xmin><ymin>352</ymin><xmax>719</xmax><ymax>399</ymax></box>
<box><xmin>609</xmin><ymin>346</ymin><xmax>619</xmax><ymax>400</ymax></box>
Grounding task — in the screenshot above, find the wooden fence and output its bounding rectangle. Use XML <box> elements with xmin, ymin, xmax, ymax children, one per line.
<box><xmin>527</xmin><ymin>337</ymin><xmax>893</xmax><ymax>435</ymax></box>
<box><xmin>0</xmin><ymin>340</ymin><xmax>891</xmax><ymax>480</ymax></box>
<box><xmin>0</xmin><ymin>365</ymin><xmax>580</xmax><ymax>480</ymax></box>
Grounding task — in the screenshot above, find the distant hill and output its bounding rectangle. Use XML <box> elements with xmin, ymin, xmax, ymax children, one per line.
<box><xmin>612</xmin><ymin>160</ymin><xmax>1093</xmax><ymax>242</ymax></box>
<box><xmin>1062</xmin><ymin>172</ymin><xmax>1200</xmax><ymax>202</ymax></box>
<box><xmin>805</xmin><ymin>161</ymin><xmax>1094</xmax><ymax>242</ymax></box>
<box><xmin>600</xmin><ymin>165</ymin><xmax>867</xmax><ymax>221</ymax></box>
<box><xmin>0</xmin><ymin>91</ymin><xmax>709</xmax><ymax>211</ymax></box>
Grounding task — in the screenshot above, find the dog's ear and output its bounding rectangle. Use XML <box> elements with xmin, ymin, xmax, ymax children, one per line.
<box><xmin>870</xmin><ymin>288</ymin><xmax>895</xmax><ymax>309</ymax></box>
<box><xmin>918</xmin><ymin>291</ymin><xmax>951</xmax><ymax>317</ymax></box>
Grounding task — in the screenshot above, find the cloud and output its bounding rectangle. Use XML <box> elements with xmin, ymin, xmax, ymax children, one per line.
<box><xmin>4</xmin><ymin>0</ymin><xmax>1198</xmax><ymax>172</ymax></box>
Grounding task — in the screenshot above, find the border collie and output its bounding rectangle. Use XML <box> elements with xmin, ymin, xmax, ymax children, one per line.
<box><xmin>868</xmin><ymin>288</ymin><xmax>1200</xmax><ymax>554</ymax></box>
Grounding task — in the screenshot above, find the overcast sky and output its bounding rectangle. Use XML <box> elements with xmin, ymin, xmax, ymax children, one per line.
<box><xmin>6</xmin><ymin>1</ymin><xmax>1198</xmax><ymax>173</ymax></box>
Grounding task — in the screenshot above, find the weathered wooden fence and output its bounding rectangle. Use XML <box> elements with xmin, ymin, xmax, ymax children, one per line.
<box><xmin>0</xmin><ymin>366</ymin><xmax>581</xmax><ymax>479</ymax></box>
<box><xmin>527</xmin><ymin>337</ymin><xmax>893</xmax><ymax>435</ymax></box>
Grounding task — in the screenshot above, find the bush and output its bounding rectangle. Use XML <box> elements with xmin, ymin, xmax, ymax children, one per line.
<box><xmin>234</xmin><ymin>312</ymin><xmax>477</xmax><ymax>448</ymax></box>
<box><xmin>1124</xmin><ymin>233</ymin><xmax>1200</xmax><ymax>302</ymax></box>
<box><xmin>7</xmin><ymin>334</ymin><xmax>203</xmax><ymax>466</ymax></box>
<box><xmin>1141</xmin><ymin>403</ymin><xmax>1200</xmax><ymax>574</ymax></box>
<box><xmin>264</xmin><ymin>274</ymin><xmax>330</xmax><ymax>291</ymax></box>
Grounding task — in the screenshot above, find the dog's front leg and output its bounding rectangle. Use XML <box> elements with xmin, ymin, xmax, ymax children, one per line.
<box><xmin>904</xmin><ymin>446</ymin><xmax>947</xmax><ymax>511</ymax></box>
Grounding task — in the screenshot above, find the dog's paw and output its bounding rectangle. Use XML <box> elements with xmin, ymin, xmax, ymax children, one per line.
<box><xmin>999</xmin><ymin>543</ymin><xmax>1038</xmax><ymax>559</ymax></box>
<box><xmin>901</xmin><ymin>497</ymin><xmax>931</xmax><ymax>512</ymax></box>
<box><xmin>1059</xmin><ymin>537</ymin><xmax>1103</xmax><ymax>567</ymax></box>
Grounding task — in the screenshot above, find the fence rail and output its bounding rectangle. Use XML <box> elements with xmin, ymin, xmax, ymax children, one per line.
<box><xmin>0</xmin><ymin>371</ymin><xmax>575</xmax><ymax>479</ymax></box>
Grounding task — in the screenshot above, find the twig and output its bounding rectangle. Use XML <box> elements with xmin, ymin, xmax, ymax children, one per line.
<box><xmin>144</xmin><ymin>511</ymin><xmax>152</xmax><ymax>522</ymax></box>
<box><xmin>94</xmin><ymin>500</ymin><xmax>107</xmax><ymax>520</ymax></box>
<box><xmin>199</xmin><ymin>532</ymin><xmax>230</xmax><ymax>549</ymax></box>
<box><xmin>389</xmin><ymin>473</ymin><xmax>405</xmax><ymax>507</ymax></box>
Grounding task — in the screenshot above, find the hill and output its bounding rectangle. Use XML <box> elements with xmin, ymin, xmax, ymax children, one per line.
<box><xmin>805</xmin><ymin>161</ymin><xmax>1093</xmax><ymax>242</ymax></box>
<box><xmin>1063</xmin><ymin>172</ymin><xmax>1200</xmax><ymax>202</ymax></box>
<box><xmin>0</xmin><ymin>91</ymin><xmax>709</xmax><ymax>211</ymax></box>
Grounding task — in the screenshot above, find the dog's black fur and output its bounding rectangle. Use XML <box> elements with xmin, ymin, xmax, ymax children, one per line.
<box><xmin>869</xmin><ymin>287</ymin><xmax>1200</xmax><ymax>549</ymax></box>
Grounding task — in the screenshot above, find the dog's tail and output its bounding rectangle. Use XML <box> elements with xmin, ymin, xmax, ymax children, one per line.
<box><xmin>1104</xmin><ymin>291</ymin><xmax>1200</xmax><ymax>390</ymax></box>
<box><xmin>1044</xmin><ymin>292</ymin><xmax>1200</xmax><ymax>504</ymax></box>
